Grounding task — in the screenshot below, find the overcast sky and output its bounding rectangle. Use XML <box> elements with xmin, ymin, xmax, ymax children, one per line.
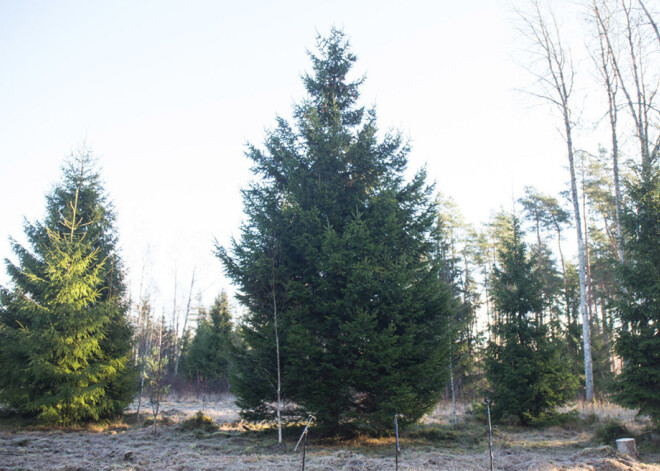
<box><xmin>1</xmin><ymin>0</ymin><xmax>598</xmax><ymax>316</ymax></box>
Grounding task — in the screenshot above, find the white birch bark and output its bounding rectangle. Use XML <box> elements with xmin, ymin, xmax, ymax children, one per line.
<box><xmin>518</xmin><ymin>1</ymin><xmax>594</xmax><ymax>400</ymax></box>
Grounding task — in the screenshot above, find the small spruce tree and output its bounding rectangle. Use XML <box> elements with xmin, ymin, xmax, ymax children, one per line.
<box><xmin>485</xmin><ymin>215</ymin><xmax>578</xmax><ymax>425</ymax></box>
<box><xmin>180</xmin><ymin>292</ymin><xmax>233</xmax><ymax>383</ymax></box>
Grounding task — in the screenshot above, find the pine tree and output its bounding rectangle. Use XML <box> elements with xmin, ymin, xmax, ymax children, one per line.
<box><xmin>0</xmin><ymin>150</ymin><xmax>134</xmax><ymax>422</ymax></box>
<box><xmin>218</xmin><ymin>29</ymin><xmax>453</xmax><ymax>432</ymax></box>
<box><xmin>485</xmin><ymin>215</ymin><xmax>578</xmax><ymax>424</ymax></box>
<box><xmin>613</xmin><ymin>166</ymin><xmax>660</xmax><ymax>424</ymax></box>
<box><xmin>435</xmin><ymin>195</ymin><xmax>483</xmax><ymax>410</ymax></box>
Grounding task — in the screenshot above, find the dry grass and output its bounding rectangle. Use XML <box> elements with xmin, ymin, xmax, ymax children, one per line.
<box><xmin>565</xmin><ymin>400</ymin><xmax>653</xmax><ymax>430</ymax></box>
<box><xmin>1</xmin><ymin>397</ymin><xmax>658</xmax><ymax>470</ymax></box>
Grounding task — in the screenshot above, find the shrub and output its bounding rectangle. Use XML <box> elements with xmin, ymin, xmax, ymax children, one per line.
<box><xmin>180</xmin><ymin>411</ymin><xmax>217</xmax><ymax>433</ymax></box>
<box><xmin>595</xmin><ymin>420</ymin><xmax>631</xmax><ymax>445</ymax></box>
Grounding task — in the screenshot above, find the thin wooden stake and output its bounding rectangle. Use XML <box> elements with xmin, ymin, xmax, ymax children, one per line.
<box><xmin>301</xmin><ymin>429</ymin><xmax>307</xmax><ymax>471</ymax></box>
<box><xmin>294</xmin><ymin>416</ymin><xmax>315</xmax><ymax>471</ymax></box>
<box><xmin>485</xmin><ymin>398</ymin><xmax>494</xmax><ymax>471</ymax></box>
<box><xmin>394</xmin><ymin>413</ymin><xmax>400</xmax><ymax>471</ymax></box>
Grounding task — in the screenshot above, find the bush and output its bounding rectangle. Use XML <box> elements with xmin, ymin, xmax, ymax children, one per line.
<box><xmin>180</xmin><ymin>411</ymin><xmax>217</xmax><ymax>433</ymax></box>
<box><xmin>595</xmin><ymin>420</ymin><xmax>631</xmax><ymax>445</ymax></box>
<box><xmin>466</xmin><ymin>401</ymin><xmax>488</xmax><ymax>423</ymax></box>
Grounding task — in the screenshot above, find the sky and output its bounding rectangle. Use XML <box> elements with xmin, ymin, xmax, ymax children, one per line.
<box><xmin>0</xmin><ymin>0</ymin><xmax>598</xmax><ymax>318</ymax></box>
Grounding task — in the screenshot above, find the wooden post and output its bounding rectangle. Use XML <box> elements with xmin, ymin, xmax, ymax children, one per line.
<box><xmin>485</xmin><ymin>398</ymin><xmax>494</xmax><ymax>471</ymax></box>
<box><xmin>295</xmin><ymin>416</ymin><xmax>315</xmax><ymax>471</ymax></box>
<box><xmin>394</xmin><ymin>413</ymin><xmax>400</xmax><ymax>471</ymax></box>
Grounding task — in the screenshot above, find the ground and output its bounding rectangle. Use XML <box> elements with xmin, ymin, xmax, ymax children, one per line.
<box><xmin>1</xmin><ymin>396</ymin><xmax>658</xmax><ymax>470</ymax></box>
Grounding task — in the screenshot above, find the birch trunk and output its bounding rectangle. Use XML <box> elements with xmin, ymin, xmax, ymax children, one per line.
<box><xmin>638</xmin><ymin>0</ymin><xmax>660</xmax><ymax>46</ymax></box>
<box><xmin>521</xmin><ymin>1</ymin><xmax>595</xmax><ymax>400</ymax></box>
<box><xmin>554</xmin><ymin>221</ymin><xmax>570</xmax><ymax>330</ymax></box>
<box><xmin>596</xmin><ymin>8</ymin><xmax>625</xmax><ymax>261</ymax></box>
<box><xmin>566</xmin><ymin>118</ymin><xmax>594</xmax><ymax>401</ymax></box>
<box><xmin>580</xmin><ymin>161</ymin><xmax>594</xmax><ymax>320</ymax></box>
<box><xmin>271</xmin><ymin>259</ymin><xmax>282</xmax><ymax>445</ymax></box>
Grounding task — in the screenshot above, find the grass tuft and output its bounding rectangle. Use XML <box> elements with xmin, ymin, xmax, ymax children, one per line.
<box><xmin>180</xmin><ymin>411</ymin><xmax>217</xmax><ymax>433</ymax></box>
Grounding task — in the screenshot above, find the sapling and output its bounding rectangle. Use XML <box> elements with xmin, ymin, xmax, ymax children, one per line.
<box><xmin>146</xmin><ymin>317</ymin><xmax>170</xmax><ymax>433</ymax></box>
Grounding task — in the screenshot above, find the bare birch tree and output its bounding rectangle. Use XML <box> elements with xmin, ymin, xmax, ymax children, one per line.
<box><xmin>638</xmin><ymin>0</ymin><xmax>660</xmax><ymax>45</ymax></box>
<box><xmin>517</xmin><ymin>0</ymin><xmax>594</xmax><ymax>400</ymax></box>
<box><xmin>591</xmin><ymin>0</ymin><xmax>625</xmax><ymax>262</ymax></box>
<box><xmin>593</xmin><ymin>0</ymin><xmax>660</xmax><ymax>171</ymax></box>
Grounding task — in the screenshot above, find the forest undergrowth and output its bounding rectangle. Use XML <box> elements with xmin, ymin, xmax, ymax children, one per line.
<box><xmin>1</xmin><ymin>395</ymin><xmax>658</xmax><ymax>470</ymax></box>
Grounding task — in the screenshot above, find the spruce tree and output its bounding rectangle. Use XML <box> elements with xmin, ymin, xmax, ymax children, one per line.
<box><xmin>613</xmin><ymin>166</ymin><xmax>660</xmax><ymax>424</ymax></box>
<box><xmin>218</xmin><ymin>29</ymin><xmax>453</xmax><ymax>432</ymax></box>
<box><xmin>0</xmin><ymin>150</ymin><xmax>134</xmax><ymax>422</ymax></box>
<box><xmin>1</xmin><ymin>192</ymin><xmax>118</xmax><ymax>423</ymax></box>
<box><xmin>180</xmin><ymin>292</ymin><xmax>233</xmax><ymax>383</ymax></box>
<box><xmin>485</xmin><ymin>215</ymin><xmax>578</xmax><ymax>424</ymax></box>
<box><xmin>43</xmin><ymin>150</ymin><xmax>134</xmax><ymax>413</ymax></box>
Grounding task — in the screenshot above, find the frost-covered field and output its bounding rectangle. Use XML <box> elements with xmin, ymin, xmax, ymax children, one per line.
<box><xmin>1</xmin><ymin>397</ymin><xmax>658</xmax><ymax>471</ymax></box>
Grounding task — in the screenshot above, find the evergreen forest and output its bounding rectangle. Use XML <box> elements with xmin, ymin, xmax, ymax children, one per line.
<box><xmin>1</xmin><ymin>2</ymin><xmax>660</xmax><ymax>442</ymax></box>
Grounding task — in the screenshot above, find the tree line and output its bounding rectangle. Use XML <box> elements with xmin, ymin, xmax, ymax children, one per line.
<box><xmin>1</xmin><ymin>4</ymin><xmax>659</xmax><ymax>434</ymax></box>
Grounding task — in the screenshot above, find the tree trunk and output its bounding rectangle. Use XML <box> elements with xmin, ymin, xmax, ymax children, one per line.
<box><xmin>520</xmin><ymin>1</ymin><xmax>594</xmax><ymax>400</ymax></box>
<box><xmin>637</xmin><ymin>0</ymin><xmax>660</xmax><ymax>46</ymax></box>
<box><xmin>449</xmin><ymin>343</ymin><xmax>456</xmax><ymax>425</ymax></box>
<box><xmin>174</xmin><ymin>269</ymin><xmax>196</xmax><ymax>376</ymax></box>
<box><xmin>171</xmin><ymin>266</ymin><xmax>178</xmax><ymax>377</ymax></box>
<box><xmin>555</xmin><ymin>223</ymin><xmax>570</xmax><ymax>331</ymax></box>
<box><xmin>136</xmin><ymin>368</ymin><xmax>144</xmax><ymax>425</ymax></box>
<box><xmin>271</xmin><ymin>260</ymin><xmax>283</xmax><ymax>445</ymax></box>
<box><xmin>485</xmin><ymin>273</ymin><xmax>491</xmax><ymax>343</ymax></box>
<box><xmin>616</xmin><ymin>438</ymin><xmax>639</xmax><ymax>458</ymax></box>
<box><xmin>593</xmin><ymin>0</ymin><xmax>625</xmax><ymax>262</ymax></box>
<box><xmin>595</xmin><ymin>1</ymin><xmax>657</xmax><ymax>172</ymax></box>
<box><xmin>580</xmin><ymin>162</ymin><xmax>594</xmax><ymax>321</ymax></box>
<box><xmin>566</xmin><ymin>116</ymin><xmax>595</xmax><ymax>401</ymax></box>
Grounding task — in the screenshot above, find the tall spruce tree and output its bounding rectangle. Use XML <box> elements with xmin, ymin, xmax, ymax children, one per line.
<box><xmin>485</xmin><ymin>215</ymin><xmax>578</xmax><ymax>424</ymax></box>
<box><xmin>613</xmin><ymin>166</ymin><xmax>660</xmax><ymax>424</ymax></box>
<box><xmin>0</xmin><ymin>150</ymin><xmax>134</xmax><ymax>422</ymax></box>
<box><xmin>218</xmin><ymin>29</ymin><xmax>453</xmax><ymax>432</ymax></box>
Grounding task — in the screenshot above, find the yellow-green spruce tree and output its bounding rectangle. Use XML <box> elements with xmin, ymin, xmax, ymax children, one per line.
<box><xmin>0</xmin><ymin>151</ymin><xmax>134</xmax><ymax>423</ymax></box>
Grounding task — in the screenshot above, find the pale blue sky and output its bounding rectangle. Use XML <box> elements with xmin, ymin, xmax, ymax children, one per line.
<box><xmin>0</xmin><ymin>0</ymin><xmax>586</xmax><ymax>316</ymax></box>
